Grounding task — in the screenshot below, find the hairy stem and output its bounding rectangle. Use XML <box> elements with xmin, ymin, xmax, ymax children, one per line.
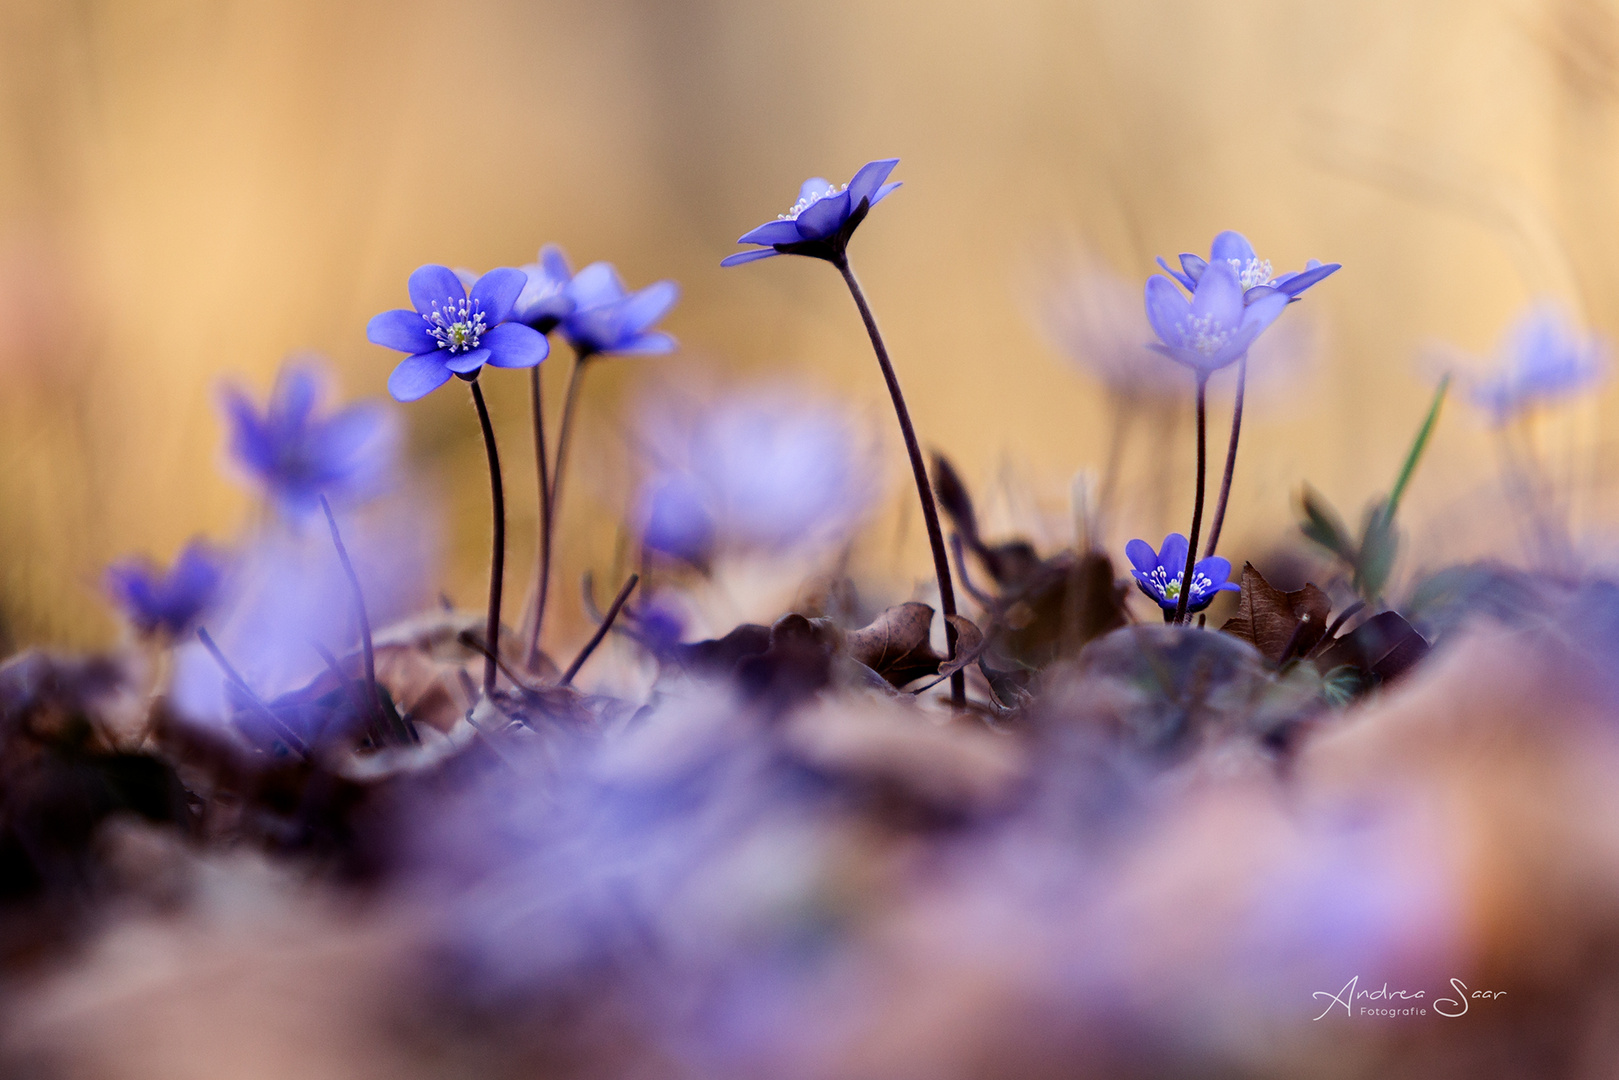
<box><xmin>1174</xmin><ymin>376</ymin><xmax>1209</xmax><ymax>625</ymax></box>
<box><xmin>1203</xmin><ymin>353</ymin><xmax>1246</xmax><ymax>559</ymax></box>
<box><xmin>540</xmin><ymin>350</ymin><xmax>590</xmax><ymax>635</ymax></box>
<box><xmin>835</xmin><ymin>255</ymin><xmax>964</xmax><ymax>706</ymax></box>
<box><xmin>524</xmin><ymin>366</ymin><xmax>553</xmax><ymax>671</ymax></box>
<box><xmin>562</xmin><ymin>573</ymin><xmax>639</xmax><ymax>686</ymax></box>
<box><xmin>319</xmin><ymin>495</ymin><xmax>382</xmax><ymax>727</ymax></box>
<box><xmin>469</xmin><ymin>379</ymin><xmax>506</xmax><ymax>698</ymax></box>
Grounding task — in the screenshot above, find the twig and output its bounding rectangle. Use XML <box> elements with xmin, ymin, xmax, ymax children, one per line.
<box><xmin>561</xmin><ymin>573</ymin><xmax>639</xmax><ymax>686</ymax></box>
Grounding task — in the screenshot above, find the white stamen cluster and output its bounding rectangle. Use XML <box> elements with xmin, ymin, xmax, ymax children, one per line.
<box><xmin>424</xmin><ymin>297</ymin><xmax>487</xmax><ymax>354</ymax></box>
<box><xmin>1229</xmin><ymin>256</ymin><xmax>1274</xmax><ymax>290</ymax></box>
<box><xmin>778</xmin><ymin>182</ymin><xmax>845</xmax><ymax>221</ymax></box>
<box><xmin>1146</xmin><ymin>564</ymin><xmax>1216</xmax><ymax>604</ymax></box>
<box><xmin>1180</xmin><ymin>313</ymin><xmax>1234</xmax><ymax>358</ymax></box>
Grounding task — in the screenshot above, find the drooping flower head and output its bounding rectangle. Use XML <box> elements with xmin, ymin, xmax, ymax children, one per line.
<box><xmin>634</xmin><ymin>386</ymin><xmax>878</xmax><ymax>562</ymax></box>
<box><xmin>1125</xmin><ymin>533</ymin><xmax>1239</xmax><ymax>615</ymax></box>
<box><xmin>105</xmin><ymin>539</ymin><xmax>226</xmax><ymax>639</ymax></box>
<box><xmin>1144</xmin><ymin>260</ymin><xmax>1292</xmax><ymax>375</ymax></box>
<box><xmin>559</xmin><ymin>262</ymin><xmax>679</xmax><ymax>358</ymax></box>
<box><xmin>513</xmin><ymin>245</ymin><xmax>578</xmax><ymax>333</ymax></box>
<box><xmin>220</xmin><ymin>361</ymin><xmax>398</xmax><ymax>517</ymax></box>
<box><xmin>366</xmin><ymin>264</ymin><xmax>549</xmax><ymax>402</ymax></box>
<box><xmin>1466</xmin><ymin>302</ymin><xmax>1607</xmax><ymax>424</ymax></box>
<box><xmin>721</xmin><ymin>158</ymin><xmax>902</xmax><ymax>266</ymax></box>
<box><xmin>1156</xmin><ymin>231</ymin><xmax>1340</xmax><ymax>304</ymax></box>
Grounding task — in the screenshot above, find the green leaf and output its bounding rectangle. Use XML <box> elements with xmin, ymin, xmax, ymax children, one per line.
<box><xmin>1299</xmin><ymin>485</ymin><xmax>1356</xmax><ymax>563</ymax></box>
<box><xmin>1387</xmin><ymin>375</ymin><xmax>1449</xmax><ymax>519</ymax></box>
<box><xmin>1354</xmin><ymin>499</ymin><xmax>1398</xmax><ymax>603</ymax></box>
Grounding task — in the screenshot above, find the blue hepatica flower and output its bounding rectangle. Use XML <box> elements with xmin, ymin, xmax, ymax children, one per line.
<box><xmin>1125</xmin><ymin>533</ymin><xmax>1239</xmax><ymax>616</ymax></box>
<box><xmin>559</xmin><ymin>262</ymin><xmax>679</xmax><ymax>357</ymax></box>
<box><xmin>105</xmin><ymin>539</ymin><xmax>225</xmax><ymax>639</ymax></box>
<box><xmin>1145</xmin><ymin>258</ymin><xmax>1292</xmax><ymax>375</ymax></box>
<box><xmin>513</xmin><ymin>245</ymin><xmax>578</xmax><ymax>333</ymax></box>
<box><xmin>1469</xmin><ymin>302</ymin><xmax>1608</xmax><ymax>424</ymax></box>
<box><xmin>720</xmin><ymin>158</ymin><xmax>902</xmax><ymax>266</ymax></box>
<box><xmin>221</xmin><ymin>362</ymin><xmax>398</xmax><ymax>517</ymax></box>
<box><xmin>1157</xmin><ymin>230</ymin><xmax>1340</xmax><ymax>304</ymax></box>
<box><xmin>367</xmin><ymin>264</ymin><xmax>549</xmax><ymax>402</ymax></box>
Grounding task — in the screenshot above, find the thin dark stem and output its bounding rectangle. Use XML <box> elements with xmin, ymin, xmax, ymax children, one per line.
<box><xmin>1174</xmin><ymin>376</ymin><xmax>1209</xmax><ymax>625</ymax></box>
<box><xmin>196</xmin><ymin>627</ymin><xmax>310</xmax><ymax>758</ymax></box>
<box><xmin>1204</xmin><ymin>354</ymin><xmax>1246</xmax><ymax>559</ymax></box>
<box><xmin>561</xmin><ymin>573</ymin><xmax>638</xmax><ymax>686</ymax></box>
<box><xmin>540</xmin><ymin>349</ymin><xmax>590</xmax><ymax>634</ymax></box>
<box><xmin>834</xmin><ymin>256</ymin><xmax>965</xmax><ymax>706</ymax></box>
<box><xmin>525</xmin><ymin>366</ymin><xmax>553</xmax><ymax>672</ymax></box>
<box><xmin>469</xmin><ymin>379</ymin><xmax>506</xmax><ymax>699</ymax></box>
<box><xmin>318</xmin><ymin>495</ymin><xmax>382</xmax><ymax>727</ymax></box>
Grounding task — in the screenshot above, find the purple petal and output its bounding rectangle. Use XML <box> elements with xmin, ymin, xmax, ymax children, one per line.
<box><xmin>618</xmin><ymin>281</ymin><xmax>679</xmax><ymax>334</ymax></box>
<box><xmin>1195</xmin><ymin>555</ymin><xmax>1233</xmax><ymax>586</ymax></box>
<box><xmin>608</xmin><ymin>331</ymin><xmax>677</xmax><ymax>355</ymax></box>
<box><xmin>869</xmin><ymin>181</ymin><xmax>902</xmax><ymax>207</ymax></box>
<box><xmin>1125</xmin><ymin>538</ymin><xmax>1158</xmax><ymax>573</ymax></box>
<box><xmin>738</xmin><ymin>220</ymin><xmax>803</xmax><ymax>246</ymax></box>
<box><xmin>721</xmin><ymin>249</ymin><xmax>781</xmax><ymax>267</ymax></box>
<box><xmin>1243</xmin><ymin>285</ymin><xmax>1284</xmax><ymax>305</ymax></box>
<box><xmin>408</xmin><ymin>265</ymin><xmax>467</xmax><ymax>317</ymax></box>
<box><xmin>794</xmin><ymin>189</ymin><xmax>853</xmax><ymax>241</ymax></box>
<box><xmin>454</xmin><ymin>267</ymin><xmax>479</xmax><ymax>289</ymax></box>
<box><xmin>271</xmin><ymin>366</ymin><xmax>320</xmax><ymax>428</ymax></box>
<box><xmin>1240</xmin><ymin>290</ymin><xmax>1291</xmax><ymax>337</ymax></box>
<box><xmin>1209</xmin><ymin>231</ymin><xmax>1256</xmax><ymax>265</ymax></box>
<box><xmin>471</xmin><ymin>267</ymin><xmax>526</xmax><ymax>325</ymax></box>
<box><xmin>1158</xmin><ymin>533</ymin><xmax>1189</xmax><ymax>572</ymax></box>
<box><xmin>846</xmin><ymin>158</ymin><xmax>899</xmax><ymax>205</ymax></box>
<box><xmin>540</xmin><ymin>244</ymin><xmax>572</xmax><ymax>283</ymax></box>
<box><xmin>1276</xmin><ymin>262</ymin><xmax>1340</xmax><ymax>296</ymax></box>
<box><xmin>1179</xmin><ymin>253</ymin><xmax>1208</xmax><ymax>282</ymax></box>
<box><xmin>566</xmin><ymin>262</ymin><xmax>626</xmax><ymax>311</ymax></box>
<box><xmin>1144</xmin><ymin>274</ymin><xmax>1191</xmax><ymax>346</ymax></box>
<box><xmin>482</xmin><ymin>322</ymin><xmax>549</xmax><ymax>368</ymax></box>
<box><xmin>367</xmin><ymin>308</ymin><xmax>435</xmax><ymax>354</ymax></box>
<box><xmin>798</xmin><ymin>177</ymin><xmax>834</xmax><ymax>203</ymax></box>
<box><xmin>388</xmin><ymin>353</ymin><xmax>453</xmax><ymax>402</ymax></box>
<box><xmin>1189</xmin><ymin>259</ymin><xmax>1245</xmax><ymax>326</ymax></box>
<box><xmin>444</xmin><ymin>348</ymin><xmax>490</xmax><ymax>374</ymax></box>
<box><xmin>221</xmin><ymin>388</ymin><xmax>273</xmax><ymax>472</ymax></box>
<box><xmin>1155</xmin><ymin>256</ymin><xmax>1196</xmax><ymax>293</ymax></box>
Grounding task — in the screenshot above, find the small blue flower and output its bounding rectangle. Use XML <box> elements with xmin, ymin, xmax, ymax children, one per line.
<box><xmin>1156</xmin><ymin>230</ymin><xmax>1340</xmax><ymax>304</ymax></box>
<box><xmin>721</xmin><ymin>158</ymin><xmax>903</xmax><ymax>266</ymax></box>
<box><xmin>367</xmin><ymin>264</ymin><xmax>550</xmax><ymax>401</ymax></box>
<box><xmin>1145</xmin><ymin>259</ymin><xmax>1292</xmax><ymax>374</ymax></box>
<box><xmin>513</xmin><ymin>245</ymin><xmax>578</xmax><ymax>333</ymax></box>
<box><xmin>220</xmin><ymin>362</ymin><xmax>397</xmax><ymax>517</ymax></box>
<box><xmin>640</xmin><ymin>473</ymin><xmax>718</xmax><ymax>562</ymax></box>
<box><xmin>1125</xmin><ymin>533</ymin><xmax>1239</xmax><ymax>615</ymax></box>
<box><xmin>1469</xmin><ymin>302</ymin><xmax>1607</xmax><ymax>423</ymax></box>
<box><xmin>105</xmin><ymin>539</ymin><xmax>225</xmax><ymax>638</ymax></box>
<box><xmin>559</xmin><ymin>263</ymin><xmax>679</xmax><ymax>357</ymax></box>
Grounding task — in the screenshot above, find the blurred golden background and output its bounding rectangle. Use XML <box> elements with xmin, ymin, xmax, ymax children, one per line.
<box><xmin>4</xmin><ymin>0</ymin><xmax>1618</xmax><ymax>650</ymax></box>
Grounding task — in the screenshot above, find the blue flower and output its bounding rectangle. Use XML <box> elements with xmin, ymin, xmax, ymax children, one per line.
<box><xmin>1144</xmin><ymin>258</ymin><xmax>1292</xmax><ymax>374</ymax></box>
<box><xmin>640</xmin><ymin>473</ymin><xmax>718</xmax><ymax>562</ymax></box>
<box><xmin>1468</xmin><ymin>302</ymin><xmax>1607</xmax><ymax>423</ymax></box>
<box><xmin>367</xmin><ymin>264</ymin><xmax>550</xmax><ymax>402</ymax></box>
<box><xmin>105</xmin><ymin>539</ymin><xmax>225</xmax><ymax>638</ymax></box>
<box><xmin>720</xmin><ymin>158</ymin><xmax>903</xmax><ymax>267</ymax></box>
<box><xmin>513</xmin><ymin>245</ymin><xmax>578</xmax><ymax>333</ymax></box>
<box><xmin>220</xmin><ymin>362</ymin><xmax>398</xmax><ymax>517</ymax></box>
<box><xmin>1125</xmin><ymin>533</ymin><xmax>1239</xmax><ymax>614</ymax></box>
<box><xmin>1156</xmin><ymin>230</ymin><xmax>1340</xmax><ymax>304</ymax></box>
<box><xmin>559</xmin><ymin>262</ymin><xmax>679</xmax><ymax>357</ymax></box>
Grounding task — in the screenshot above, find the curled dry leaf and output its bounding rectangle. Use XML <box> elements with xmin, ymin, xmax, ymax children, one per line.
<box><xmin>846</xmin><ymin>602</ymin><xmax>946</xmax><ymax>688</ymax></box>
<box><xmin>1220</xmin><ymin>563</ymin><xmax>1332</xmax><ymax>665</ymax></box>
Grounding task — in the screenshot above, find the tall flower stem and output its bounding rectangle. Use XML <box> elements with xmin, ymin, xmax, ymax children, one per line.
<box><xmin>1203</xmin><ymin>353</ymin><xmax>1246</xmax><ymax>559</ymax></box>
<box><xmin>318</xmin><ymin>495</ymin><xmax>382</xmax><ymax>727</ymax></box>
<box><xmin>469</xmin><ymin>379</ymin><xmax>506</xmax><ymax>699</ymax></box>
<box><xmin>834</xmin><ymin>255</ymin><xmax>964</xmax><ymax>706</ymax></box>
<box><xmin>524</xmin><ymin>366</ymin><xmax>553</xmax><ymax>671</ymax></box>
<box><xmin>1174</xmin><ymin>375</ymin><xmax>1210</xmax><ymax>625</ymax></box>
<box><xmin>538</xmin><ymin>349</ymin><xmax>590</xmax><ymax>636</ymax></box>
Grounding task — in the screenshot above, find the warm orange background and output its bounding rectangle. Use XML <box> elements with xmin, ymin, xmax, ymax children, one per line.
<box><xmin>4</xmin><ymin>0</ymin><xmax>1617</xmax><ymax>648</ymax></box>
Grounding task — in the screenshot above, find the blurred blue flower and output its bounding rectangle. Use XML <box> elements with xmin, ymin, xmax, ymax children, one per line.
<box><xmin>513</xmin><ymin>245</ymin><xmax>578</xmax><ymax>333</ymax></box>
<box><xmin>721</xmin><ymin>158</ymin><xmax>902</xmax><ymax>267</ymax></box>
<box><xmin>1125</xmin><ymin>533</ymin><xmax>1238</xmax><ymax>614</ymax></box>
<box><xmin>1144</xmin><ymin>260</ymin><xmax>1291</xmax><ymax>374</ymax></box>
<box><xmin>221</xmin><ymin>362</ymin><xmax>398</xmax><ymax>517</ymax></box>
<box><xmin>367</xmin><ymin>264</ymin><xmax>549</xmax><ymax>401</ymax></box>
<box><xmin>559</xmin><ymin>262</ymin><xmax>679</xmax><ymax>357</ymax></box>
<box><xmin>1467</xmin><ymin>302</ymin><xmax>1607</xmax><ymax>423</ymax></box>
<box><xmin>634</xmin><ymin>389</ymin><xmax>877</xmax><ymax>560</ymax></box>
<box><xmin>105</xmin><ymin>539</ymin><xmax>225</xmax><ymax>639</ymax></box>
<box><xmin>1156</xmin><ymin>230</ymin><xmax>1340</xmax><ymax>305</ymax></box>
<box><xmin>1038</xmin><ymin>252</ymin><xmax>1187</xmax><ymax>402</ymax></box>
